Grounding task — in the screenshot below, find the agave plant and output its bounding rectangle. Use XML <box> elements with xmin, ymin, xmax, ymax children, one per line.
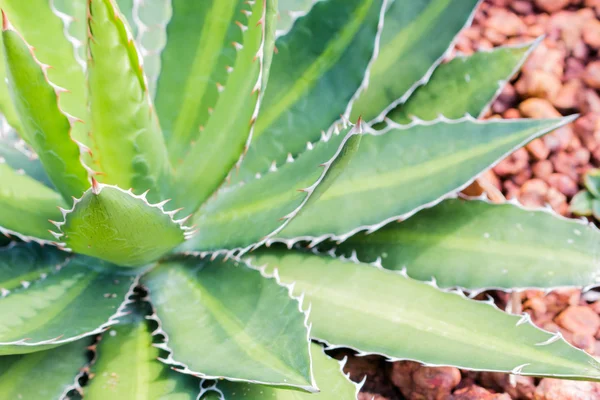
<box><xmin>1</xmin><ymin>0</ymin><xmax>600</xmax><ymax>398</ymax></box>
<box><xmin>570</xmin><ymin>168</ymin><xmax>600</xmax><ymax>220</ymax></box>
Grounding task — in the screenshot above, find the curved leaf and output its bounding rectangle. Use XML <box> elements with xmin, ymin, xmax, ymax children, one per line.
<box><xmin>0</xmin><ymin>242</ymin><xmax>67</xmax><ymax>295</ymax></box>
<box><xmin>570</xmin><ymin>190</ymin><xmax>594</xmax><ymax>217</ymax></box>
<box><xmin>183</xmin><ymin>126</ymin><xmax>360</xmax><ymax>252</ymax></box>
<box><xmin>351</xmin><ymin>0</ymin><xmax>479</xmax><ymax>122</ymax></box>
<box><xmin>275</xmin><ymin>0</ymin><xmax>317</xmax><ymax>37</ymax></box>
<box><xmin>0</xmin><ymin>163</ymin><xmax>66</xmax><ymax>243</ymax></box>
<box><xmin>2</xmin><ymin>16</ymin><xmax>90</xmax><ymax>199</ymax></box>
<box><xmin>0</xmin><ymin>34</ymin><xmax>21</xmax><ymax>133</ymax></box>
<box><xmin>142</xmin><ymin>256</ymin><xmax>315</xmax><ymax>392</ymax></box>
<box><xmin>202</xmin><ymin>343</ymin><xmax>359</xmax><ymax>399</ymax></box>
<box><xmin>157</xmin><ymin>0</ymin><xmax>277</xmax><ymax>213</ymax></box>
<box><xmin>237</xmin><ymin>0</ymin><xmax>384</xmax><ymax>182</ymax></box>
<box><xmin>85</xmin><ymin>303</ymin><xmax>201</xmax><ymax>399</ymax></box>
<box><xmin>250</xmin><ymin>251</ymin><xmax>600</xmax><ymax>381</ymax></box>
<box><xmin>277</xmin><ymin>116</ymin><xmax>575</xmax><ymax>243</ymax></box>
<box><xmin>56</xmin><ymin>183</ymin><xmax>187</xmax><ymax>267</ymax></box>
<box><xmin>584</xmin><ymin>169</ymin><xmax>600</xmax><ymax>197</ymax></box>
<box><xmin>386</xmin><ymin>41</ymin><xmax>536</xmax><ymax>124</ymax></box>
<box><xmin>0</xmin><ymin>135</ymin><xmax>52</xmax><ymax>188</ymax></box>
<box><xmin>0</xmin><ymin>338</ymin><xmax>90</xmax><ymax>399</ymax></box>
<box><xmin>334</xmin><ymin>198</ymin><xmax>600</xmax><ymax>290</ymax></box>
<box><xmin>0</xmin><ymin>256</ymin><xmax>138</xmax><ymax>355</ymax></box>
<box><xmin>0</xmin><ymin>0</ymin><xmax>88</xmax><ymax>142</ymax></box>
<box><xmin>87</xmin><ymin>0</ymin><xmax>170</xmax><ymax>201</ymax></box>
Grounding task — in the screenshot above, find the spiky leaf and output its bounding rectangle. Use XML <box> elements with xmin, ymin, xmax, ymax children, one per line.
<box><xmin>202</xmin><ymin>343</ymin><xmax>358</xmax><ymax>399</ymax></box>
<box><xmin>142</xmin><ymin>256</ymin><xmax>315</xmax><ymax>392</ymax></box>
<box><xmin>334</xmin><ymin>198</ymin><xmax>600</xmax><ymax>290</ymax></box>
<box><xmin>84</xmin><ymin>303</ymin><xmax>201</xmax><ymax>399</ymax></box>
<box><xmin>157</xmin><ymin>0</ymin><xmax>276</xmax><ymax>213</ymax></box>
<box><xmin>183</xmin><ymin>127</ymin><xmax>360</xmax><ymax>252</ymax></box>
<box><xmin>386</xmin><ymin>41</ymin><xmax>536</xmax><ymax>123</ymax></box>
<box><xmin>2</xmin><ymin>16</ymin><xmax>90</xmax><ymax>199</ymax></box>
<box><xmin>250</xmin><ymin>251</ymin><xmax>600</xmax><ymax>381</ymax></box>
<box><xmin>87</xmin><ymin>0</ymin><xmax>170</xmax><ymax>201</ymax></box>
<box><xmin>0</xmin><ymin>163</ymin><xmax>66</xmax><ymax>243</ymax></box>
<box><xmin>236</xmin><ymin>0</ymin><xmax>384</xmax><ymax>182</ymax></box>
<box><xmin>0</xmin><ymin>0</ymin><xmax>88</xmax><ymax>141</ymax></box>
<box><xmin>584</xmin><ymin>169</ymin><xmax>600</xmax><ymax>197</ymax></box>
<box><xmin>0</xmin><ymin>256</ymin><xmax>137</xmax><ymax>355</ymax></box>
<box><xmin>57</xmin><ymin>183</ymin><xmax>187</xmax><ymax>267</ymax></box>
<box><xmin>0</xmin><ymin>243</ymin><xmax>67</xmax><ymax>295</ymax></box>
<box><xmin>0</xmin><ymin>33</ymin><xmax>21</xmax><ymax>133</ymax></box>
<box><xmin>351</xmin><ymin>0</ymin><xmax>479</xmax><ymax>122</ymax></box>
<box><xmin>277</xmin><ymin>117</ymin><xmax>574</xmax><ymax>242</ymax></box>
<box><xmin>275</xmin><ymin>0</ymin><xmax>316</xmax><ymax>37</ymax></box>
<box><xmin>0</xmin><ymin>339</ymin><xmax>89</xmax><ymax>399</ymax></box>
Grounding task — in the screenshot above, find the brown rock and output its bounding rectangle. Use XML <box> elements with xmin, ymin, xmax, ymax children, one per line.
<box><xmin>519</xmin><ymin>98</ymin><xmax>562</xmax><ymax>119</ymax></box>
<box><xmin>532</xmin><ymin>160</ymin><xmax>554</xmax><ymax>179</ymax></box>
<box><xmin>564</xmin><ymin>58</ymin><xmax>586</xmax><ymax>80</ymax></box>
<box><xmin>498</xmin><ymin>83</ymin><xmax>518</xmax><ymax>105</ymax></box>
<box><xmin>526</xmin><ymin>138</ymin><xmax>551</xmax><ymax>160</ymax></box>
<box><xmin>523</xmin><ymin>44</ymin><xmax>565</xmax><ymax>76</ymax></box>
<box><xmin>583</xmin><ymin>18</ymin><xmax>600</xmax><ymax>49</ymax></box>
<box><xmin>553</xmin><ymin>80</ymin><xmax>583</xmax><ymax>110</ymax></box>
<box><xmin>390</xmin><ymin>362</ymin><xmax>460</xmax><ymax>400</ymax></box>
<box><xmin>515</xmin><ymin>70</ymin><xmax>562</xmax><ymax>101</ymax></box>
<box><xmin>511</xmin><ymin>0</ymin><xmax>534</xmax><ymax>14</ymax></box>
<box><xmin>546</xmin><ymin>187</ymin><xmax>569</xmax><ymax>214</ymax></box>
<box><xmin>571</xmin><ymin>332</ymin><xmax>596</xmax><ymax>354</ymax></box>
<box><xmin>358</xmin><ymin>394</ymin><xmax>389</xmax><ymax>400</ymax></box>
<box><xmin>453</xmin><ymin>385</ymin><xmax>511</xmax><ymax>400</ymax></box>
<box><xmin>547</xmin><ymin>173</ymin><xmax>579</xmax><ymax>196</ymax></box>
<box><xmin>534</xmin><ymin>378</ymin><xmax>600</xmax><ymax>399</ymax></box>
<box><xmin>479</xmin><ymin>372</ymin><xmax>536</xmax><ymax>400</ymax></box>
<box><xmin>534</xmin><ymin>0</ymin><xmax>570</xmax><ymax>12</ymax></box>
<box><xmin>513</xmin><ymin>169</ymin><xmax>533</xmax><ymax>185</ymax></box>
<box><xmin>584</xmin><ymin>61</ymin><xmax>600</xmax><ymax>89</ymax></box>
<box><xmin>484</xmin><ymin>28</ymin><xmax>508</xmax><ymax>46</ymax></box>
<box><xmin>578</xmin><ymin>89</ymin><xmax>600</xmax><ymax>114</ymax></box>
<box><xmin>524</xmin><ymin>296</ymin><xmax>549</xmax><ymax>320</ymax></box>
<box><xmin>503</xmin><ymin>108</ymin><xmax>521</xmax><ymax>119</ymax></box>
<box><xmin>519</xmin><ymin>179</ymin><xmax>549</xmax><ymax>207</ymax></box>
<box><xmin>485</xmin><ymin>9</ymin><xmax>527</xmax><ymax>36</ymax></box>
<box><xmin>555</xmin><ymin>305</ymin><xmax>600</xmax><ymax>335</ymax></box>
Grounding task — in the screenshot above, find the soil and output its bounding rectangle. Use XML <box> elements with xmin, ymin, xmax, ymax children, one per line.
<box><xmin>340</xmin><ymin>0</ymin><xmax>600</xmax><ymax>399</ymax></box>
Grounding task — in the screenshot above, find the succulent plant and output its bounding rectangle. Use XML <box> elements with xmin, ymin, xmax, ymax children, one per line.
<box><xmin>1</xmin><ymin>0</ymin><xmax>600</xmax><ymax>398</ymax></box>
<box><xmin>570</xmin><ymin>168</ymin><xmax>600</xmax><ymax>220</ymax></box>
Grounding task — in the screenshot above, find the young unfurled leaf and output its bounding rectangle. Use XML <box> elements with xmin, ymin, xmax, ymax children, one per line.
<box><xmin>87</xmin><ymin>0</ymin><xmax>170</xmax><ymax>202</ymax></box>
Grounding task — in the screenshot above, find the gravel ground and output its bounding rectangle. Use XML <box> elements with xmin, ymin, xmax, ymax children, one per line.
<box><xmin>342</xmin><ymin>1</ymin><xmax>600</xmax><ymax>399</ymax></box>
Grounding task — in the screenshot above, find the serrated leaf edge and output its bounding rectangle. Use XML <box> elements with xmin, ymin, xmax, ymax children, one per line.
<box><xmin>368</xmin><ymin>0</ymin><xmax>482</xmax><ymax>125</ymax></box>
<box><xmin>274</xmin><ymin>0</ymin><xmax>319</xmax><ymax>38</ymax></box>
<box><xmin>143</xmin><ymin>254</ymin><xmax>319</xmax><ymax>393</ymax></box>
<box><xmin>0</xmin><ymin>270</ymin><xmax>140</xmax><ymax>350</ymax></box>
<box><xmin>50</xmin><ymin>0</ymin><xmax>87</xmax><ymax>69</ymax></box>
<box><xmin>1</xmin><ymin>12</ymin><xmax>96</xmax><ymax>190</ymax></box>
<box><xmin>267</xmin><ymin>113</ymin><xmax>578</xmax><ymax>248</ymax></box>
<box><xmin>299</xmin><ymin>255</ymin><xmax>600</xmax><ymax>380</ymax></box>
<box><xmin>48</xmin><ymin>181</ymin><xmax>194</xmax><ymax>248</ymax></box>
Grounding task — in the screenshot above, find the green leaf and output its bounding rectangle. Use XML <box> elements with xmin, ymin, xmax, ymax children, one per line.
<box><xmin>385</xmin><ymin>41</ymin><xmax>537</xmax><ymax>124</ymax></box>
<box><xmin>51</xmin><ymin>0</ymin><xmax>87</xmax><ymax>67</ymax></box>
<box><xmin>56</xmin><ymin>182</ymin><xmax>187</xmax><ymax>267</ymax></box>
<box><xmin>115</xmin><ymin>0</ymin><xmax>135</xmax><ymax>35</ymax></box>
<box><xmin>0</xmin><ymin>256</ymin><xmax>138</xmax><ymax>355</ymax></box>
<box><xmin>0</xmin><ymin>134</ymin><xmax>52</xmax><ymax>188</ymax></box>
<box><xmin>2</xmin><ymin>16</ymin><xmax>91</xmax><ymax>200</ymax></box>
<box><xmin>250</xmin><ymin>250</ymin><xmax>600</xmax><ymax>381</ymax></box>
<box><xmin>183</xmin><ymin>126</ymin><xmax>360</xmax><ymax>252</ymax></box>
<box><xmin>0</xmin><ymin>163</ymin><xmax>66</xmax><ymax>243</ymax></box>
<box><xmin>84</xmin><ymin>302</ymin><xmax>201</xmax><ymax>399</ymax></box>
<box><xmin>276</xmin><ymin>116</ymin><xmax>575</xmax><ymax>242</ymax></box>
<box><xmin>584</xmin><ymin>169</ymin><xmax>600</xmax><ymax>197</ymax></box>
<box><xmin>0</xmin><ymin>243</ymin><xmax>67</xmax><ymax>295</ymax></box>
<box><xmin>0</xmin><ymin>34</ymin><xmax>21</xmax><ymax>133</ymax></box>
<box><xmin>202</xmin><ymin>343</ymin><xmax>359</xmax><ymax>399</ymax></box>
<box><xmin>87</xmin><ymin>0</ymin><xmax>170</xmax><ymax>201</ymax></box>
<box><xmin>142</xmin><ymin>256</ymin><xmax>316</xmax><ymax>392</ymax></box>
<box><xmin>333</xmin><ymin>198</ymin><xmax>600</xmax><ymax>290</ymax></box>
<box><xmin>570</xmin><ymin>190</ymin><xmax>594</xmax><ymax>217</ymax></box>
<box><xmin>592</xmin><ymin>199</ymin><xmax>600</xmax><ymax>222</ymax></box>
<box><xmin>0</xmin><ymin>0</ymin><xmax>88</xmax><ymax>144</ymax></box>
<box><xmin>351</xmin><ymin>0</ymin><xmax>479</xmax><ymax>122</ymax></box>
<box><xmin>237</xmin><ymin>0</ymin><xmax>384</xmax><ymax>183</ymax></box>
<box><xmin>157</xmin><ymin>0</ymin><xmax>277</xmax><ymax>214</ymax></box>
<box><xmin>0</xmin><ymin>339</ymin><xmax>90</xmax><ymax>399</ymax></box>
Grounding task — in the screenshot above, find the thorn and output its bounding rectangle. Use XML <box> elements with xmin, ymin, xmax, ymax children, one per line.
<box><xmin>1</xmin><ymin>10</ymin><xmax>12</xmax><ymax>32</ymax></box>
<box><xmin>91</xmin><ymin>177</ymin><xmax>100</xmax><ymax>195</ymax></box>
